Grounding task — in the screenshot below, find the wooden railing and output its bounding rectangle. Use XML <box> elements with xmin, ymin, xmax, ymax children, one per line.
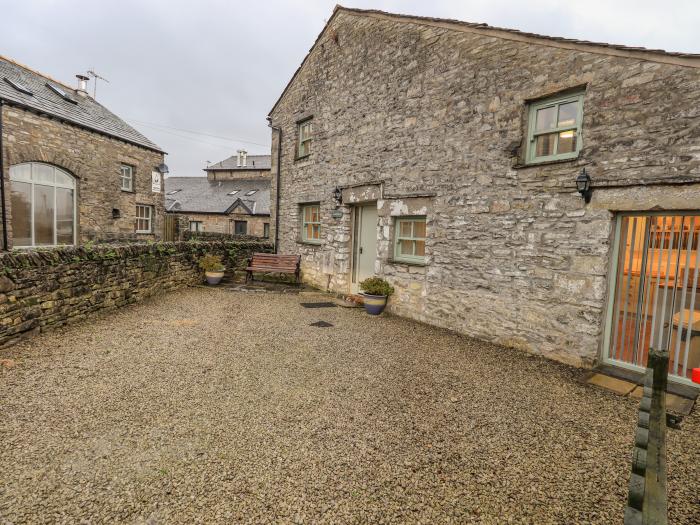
<box><xmin>624</xmin><ymin>348</ymin><xmax>668</xmax><ymax>525</ymax></box>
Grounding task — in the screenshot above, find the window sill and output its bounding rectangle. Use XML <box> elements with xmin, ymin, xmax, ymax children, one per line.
<box><xmin>389</xmin><ymin>258</ymin><xmax>427</xmax><ymax>267</ymax></box>
<box><xmin>512</xmin><ymin>153</ymin><xmax>582</xmax><ymax>169</ymax></box>
<box><xmin>121</xmin><ymin>189</ymin><xmax>135</xmax><ymax>193</ymax></box>
<box><xmin>294</xmin><ymin>154</ymin><xmax>311</xmax><ymax>163</ymax></box>
<box><xmin>296</xmin><ymin>239</ymin><xmax>321</xmax><ymax>246</ymax></box>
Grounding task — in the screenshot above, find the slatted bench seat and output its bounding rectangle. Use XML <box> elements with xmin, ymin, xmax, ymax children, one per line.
<box><xmin>245</xmin><ymin>253</ymin><xmax>301</xmax><ymax>284</ymax></box>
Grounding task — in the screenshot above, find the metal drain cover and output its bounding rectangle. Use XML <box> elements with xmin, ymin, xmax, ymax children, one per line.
<box><xmin>310</xmin><ymin>321</ymin><xmax>334</xmax><ymax>327</ymax></box>
<box><xmin>300</xmin><ymin>302</ymin><xmax>337</xmax><ymax>308</ymax></box>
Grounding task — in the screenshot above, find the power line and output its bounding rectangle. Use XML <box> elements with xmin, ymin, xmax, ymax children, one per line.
<box><xmin>125</xmin><ymin>118</ymin><xmax>269</xmax><ymax>147</ymax></box>
<box><xmin>129</xmin><ymin>121</ymin><xmax>239</xmax><ymax>150</ymax></box>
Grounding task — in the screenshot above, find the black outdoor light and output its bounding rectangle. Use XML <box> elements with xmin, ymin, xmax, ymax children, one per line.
<box><xmin>576</xmin><ymin>168</ymin><xmax>593</xmax><ymax>204</ymax></box>
<box><xmin>332</xmin><ymin>186</ymin><xmax>343</xmax><ymax>206</ymax></box>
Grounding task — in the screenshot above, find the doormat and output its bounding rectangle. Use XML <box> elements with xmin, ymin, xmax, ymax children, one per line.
<box><xmin>300</xmin><ymin>302</ymin><xmax>337</xmax><ymax>308</ymax></box>
<box><xmin>310</xmin><ymin>321</ymin><xmax>334</xmax><ymax>327</ymax></box>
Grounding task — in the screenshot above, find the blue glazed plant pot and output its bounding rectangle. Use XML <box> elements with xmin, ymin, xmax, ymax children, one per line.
<box><xmin>362</xmin><ymin>294</ymin><xmax>388</xmax><ymax>315</ymax></box>
<box><xmin>205</xmin><ymin>271</ymin><xmax>224</xmax><ymax>285</ymax></box>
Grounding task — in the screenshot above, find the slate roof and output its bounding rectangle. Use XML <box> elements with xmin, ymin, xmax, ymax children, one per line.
<box><xmin>205</xmin><ymin>154</ymin><xmax>271</xmax><ymax>171</ymax></box>
<box><xmin>0</xmin><ymin>55</ymin><xmax>163</xmax><ymax>152</ymax></box>
<box><xmin>269</xmin><ymin>5</ymin><xmax>700</xmax><ymax>116</ymax></box>
<box><xmin>164</xmin><ymin>177</ymin><xmax>270</xmax><ymax>215</ymax></box>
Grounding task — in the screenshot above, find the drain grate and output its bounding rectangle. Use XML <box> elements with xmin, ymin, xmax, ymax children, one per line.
<box><xmin>310</xmin><ymin>321</ymin><xmax>334</xmax><ymax>328</ymax></box>
<box><xmin>300</xmin><ymin>302</ymin><xmax>337</xmax><ymax>309</ymax></box>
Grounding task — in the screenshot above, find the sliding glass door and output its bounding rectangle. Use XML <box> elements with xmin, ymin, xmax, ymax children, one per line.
<box><xmin>605</xmin><ymin>212</ymin><xmax>700</xmax><ymax>384</ymax></box>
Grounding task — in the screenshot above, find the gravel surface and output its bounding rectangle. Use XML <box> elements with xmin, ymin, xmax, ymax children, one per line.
<box><xmin>1</xmin><ymin>287</ymin><xmax>698</xmax><ymax>524</ymax></box>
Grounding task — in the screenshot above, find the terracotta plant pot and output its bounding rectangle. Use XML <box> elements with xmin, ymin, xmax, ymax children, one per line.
<box><xmin>362</xmin><ymin>294</ymin><xmax>388</xmax><ymax>315</ymax></box>
<box><xmin>205</xmin><ymin>270</ymin><xmax>224</xmax><ymax>285</ymax></box>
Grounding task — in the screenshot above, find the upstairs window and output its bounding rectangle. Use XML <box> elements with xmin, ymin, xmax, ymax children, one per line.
<box><xmin>394</xmin><ymin>217</ymin><xmax>426</xmax><ymax>264</ymax></box>
<box><xmin>526</xmin><ymin>92</ymin><xmax>583</xmax><ymax>164</ymax></box>
<box><xmin>120</xmin><ymin>164</ymin><xmax>134</xmax><ymax>192</ymax></box>
<box><xmin>297</xmin><ymin>119</ymin><xmax>313</xmax><ymax>158</ymax></box>
<box><xmin>301</xmin><ymin>203</ymin><xmax>321</xmax><ymax>243</ymax></box>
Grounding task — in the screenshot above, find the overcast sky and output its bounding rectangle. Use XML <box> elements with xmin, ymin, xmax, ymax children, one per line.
<box><xmin>1</xmin><ymin>0</ymin><xmax>698</xmax><ymax>176</ymax></box>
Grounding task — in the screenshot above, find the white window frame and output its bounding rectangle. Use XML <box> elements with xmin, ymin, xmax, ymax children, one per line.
<box><xmin>120</xmin><ymin>164</ymin><xmax>134</xmax><ymax>192</ymax></box>
<box><xmin>9</xmin><ymin>162</ymin><xmax>77</xmax><ymax>248</ymax></box>
<box><xmin>135</xmin><ymin>204</ymin><xmax>153</xmax><ymax>234</ymax></box>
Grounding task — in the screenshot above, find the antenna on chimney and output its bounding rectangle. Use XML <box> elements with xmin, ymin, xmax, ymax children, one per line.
<box><xmin>87</xmin><ymin>68</ymin><xmax>110</xmax><ymax>99</ymax></box>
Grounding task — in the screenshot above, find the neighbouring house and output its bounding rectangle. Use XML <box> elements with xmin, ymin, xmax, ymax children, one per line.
<box><xmin>205</xmin><ymin>149</ymin><xmax>271</xmax><ymax>181</ymax></box>
<box><xmin>165</xmin><ymin>177</ymin><xmax>270</xmax><ymax>237</ymax></box>
<box><xmin>267</xmin><ymin>6</ymin><xmax>700</xmax><ymax>386</ymax></box>
<box><xmin>0</xmin><ymin>55</ymin><xmax>166</xmax><ymax>248</ymax></box>
<box><xmin>165</xmin><ymin>151</ymin><xmax>271</xmax><ymax>237</ymax></box>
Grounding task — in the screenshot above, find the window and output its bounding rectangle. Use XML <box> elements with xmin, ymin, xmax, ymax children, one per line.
<box><xmin>120</xmin><ymin>164</ymin><xmax>133</xmax><ymax>192</ymax></box>
<box><xmin>301</xmin><ymin>203</ymin><xmax>321</xmax><ymax>243</ymax></box>
<box><xmin>245</xmin><ymin>190</ymin><xmax>257</xmax><ymax>196</ymax></box>
<box><xmin>189</xmin><ymin>221</ymin><xmax>203</xmax><ymax>232</ymax></box>
<box><xmin>394</xmin><ymin>217</ymin><xmax>426</xmax><ymax>264</ymax></box>
<box><xmin>526</xmin><ymin>92</ymin><xmax>583</xmax><ymax>163</ymax></box>
<box><xmin>234</xmin><ymin>220</ymin><xmax>248</xmax><ymax>235</ymax></box>
<box><xmin>4</xmin><ymin>77</ymin><xmax>33</xmax><ymax>96</ymax></box>
<box><xmin>46</xmin><ymin>83</ymin><xmax>77</xmax><ymax>104</ymax></box>
<box><xmin>227</xmin><ymin>190</ymin><xmax>240</xmax><ymax>196</ymax></box>
<box><xmin>263</xmin><ymin>223</ymin><xmax>270</xmax><ymax>238</ymax></box>
<box><xmin>135</xmin><ymin>205</ymin><xmax>153</xmax><ymax>233</ymax></box>
<box><xmin>9</xmin><ymin>162</ymin><xmax>76</xmax><ymax>247</ymax></box>
<box><xmin>166</xmin><ymin>189</ymin><xmax>181</xmax><ymax>195</ymax></box>
<box><xmin>297</xmin><ymin>119</ymin><xmax>313</xmax><ymax>158</ymax></box>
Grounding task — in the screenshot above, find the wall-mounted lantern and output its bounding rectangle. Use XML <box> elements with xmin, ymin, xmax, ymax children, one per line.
<box><xmin>576</xmin><ymin>168</ymin><xmax>593</xmax><ymax>204</ymax></box>
<box><xmin>332</xmin><ymin>186</ymin><xmax>343</xmax><ymax>207</ymax></box>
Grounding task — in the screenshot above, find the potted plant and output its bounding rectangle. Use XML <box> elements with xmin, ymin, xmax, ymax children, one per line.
<box><xmin>199</xmin><ymin>254</ymin><xmax>225</xmax><ymax>285</ymax></box>
<box><xmin>359</xmin><ymin>277</ymin><xmax>395</xmax><ymax>315</ymax></box>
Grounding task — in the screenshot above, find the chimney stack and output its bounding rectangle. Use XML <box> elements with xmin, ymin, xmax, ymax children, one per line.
<box><xmin>242</xmin><ymin>150</ymin><xmax>247</xmax><ymax>167</ymax></box>
<box><xmin>76</xmin><ymin>74</ymin><xmax>89</xmax><ymax>97</ymax></box>
<box><xmin>236</xmin><ymin>150</ymin><xmax>242</xmax><ymax>167</ymax></box>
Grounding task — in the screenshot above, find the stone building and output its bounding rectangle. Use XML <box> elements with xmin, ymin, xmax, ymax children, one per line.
<box><xmin>205</xmin><ymin>150</ymin><xmax>271</xmax><ymax>181</ymax></box>
<box><xmin>267</xmin><ymin>6</ymin><xmax>700</xmax><ymax>386</ymax></box>
<box><xmin>165</xmin><ymin>177</ymin><xmax>270</xmax><ymax>237</ymax></box>
<box><xmin>0</xmin><ymin>55</ymin><xmax>166</xmax><ymax>248</ymax></box>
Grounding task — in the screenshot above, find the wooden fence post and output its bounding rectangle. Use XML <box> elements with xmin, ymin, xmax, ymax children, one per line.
<box><xmin>624</xmin><ymin>348</ymin><xmax>668</xmax><ymax>525</ymax></box>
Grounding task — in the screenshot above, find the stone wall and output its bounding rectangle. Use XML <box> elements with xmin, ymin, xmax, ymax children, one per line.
<box><xmin>268</xmin><ymin>9</ymin><xmax>700</xmax><ymax>367</ymax></box>
<box><xmin>0</xmin><ymin>240</ymin><xmax>273</xmax><ymax>347</ymax></box>
<box><xmin>206</xmin><ymin>169</ymin><xmax>271</xmax><ymax>182</ymax></box>
<box><xmin>1</xmin><ymin>105</ymin><xmax>165</xmax><ymax>248</ymax></box>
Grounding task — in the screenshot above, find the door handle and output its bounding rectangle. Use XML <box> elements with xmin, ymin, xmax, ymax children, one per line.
<box><xmin>359</xmin><ymin>247</ymin><xmax>363</xmax><ymax>254</ymax></box>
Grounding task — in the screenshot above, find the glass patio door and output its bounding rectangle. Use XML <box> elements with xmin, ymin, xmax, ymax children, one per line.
<box><xmin>606</xmin><ymin>213</ymin><xmax>700</xmax><ymax>384</ymax></box>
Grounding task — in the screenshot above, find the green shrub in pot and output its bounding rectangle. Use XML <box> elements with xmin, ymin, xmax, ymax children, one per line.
<box><xmin>359</xmin><ymin>277</ymin><xmax>394</xmax><ymax>315</ymax></box>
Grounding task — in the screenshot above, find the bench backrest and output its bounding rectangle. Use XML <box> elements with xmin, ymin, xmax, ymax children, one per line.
<box><xmin>249</xmin><ymin>253</ymin><xmax>300</xmax><ymax>270</ymax></box>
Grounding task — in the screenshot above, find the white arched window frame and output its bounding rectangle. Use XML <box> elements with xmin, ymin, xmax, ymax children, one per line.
<box><xmin>9</xmin><ymin>162</ymin><xmax>77</xmax><ymax>248</ymax></box>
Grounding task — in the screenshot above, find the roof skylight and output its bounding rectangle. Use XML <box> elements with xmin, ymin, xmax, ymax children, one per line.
<box><xmin>46</xmin><ymin>83</ymin><xmax>77</xmax><ymax>104</ymax></box>
<box><xmin>228</xmin><ymin>190</ymin><xmax>240</xmax><ymax>195</ymax></box>
<box><xmin>3</xmin><ymin>77</ymin><xmax>33</xmax><ymax>96</ymax></box>
<box><xmin>245</xmin><ymin>190</ymin><xmax>257</xmax><ymax>196</ymax></box>
<box><xmin>166</xmin><ymin>189</ymin><xmax>181</xmax><ymax>195</ymax></box>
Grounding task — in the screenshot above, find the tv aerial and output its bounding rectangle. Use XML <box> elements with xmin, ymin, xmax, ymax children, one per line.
<box><xmin>87</xmin><ymin>69</ymin><xmax>110</xmax><ymax>99</ymax></box>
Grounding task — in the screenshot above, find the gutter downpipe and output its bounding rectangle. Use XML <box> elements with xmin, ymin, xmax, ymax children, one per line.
<box><xmin>0</xmin><ymin>99</ymin><xmax>8</xmax><ymax>251</ymax></box>
<box><xmin>267</xmin><ymin>118</ymin><xmax>282</xmax><ymax>254</ymax></box>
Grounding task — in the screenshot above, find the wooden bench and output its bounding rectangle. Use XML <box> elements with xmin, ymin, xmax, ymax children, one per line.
<box><xmin>246</xmin><ymin>253</ymin><xmax>301</xmax><ymax>284</ymax></box>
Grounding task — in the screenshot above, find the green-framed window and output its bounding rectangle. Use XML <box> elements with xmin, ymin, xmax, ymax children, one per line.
<box><xmin>394</xmin><ymin>216</ymin><xmax>426</xmax><ymax>264</ymax></box>
<box><xmin>526</xmin><ymin>92</ymin><xmax>584</xmax><ymax>164</ymax></box>
<box><xmin>297</xmin><ymin>119</ymin><xmax>313</xmax><ymax>158</ymax></box>
<box><xmin>301</xmin><ymin>203</ymin><xmax>321</xmax><ymax>243</ymax></box>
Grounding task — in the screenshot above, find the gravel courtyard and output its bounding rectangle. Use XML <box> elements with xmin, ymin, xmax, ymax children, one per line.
<box><xmin>1</xmin><ymin>287</ymin><xmax>698</xmax><ymax>524</ymax></box>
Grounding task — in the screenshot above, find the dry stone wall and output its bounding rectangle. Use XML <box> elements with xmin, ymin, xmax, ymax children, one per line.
<box><xmin>0</xmin><ymin>240</ymin><xmax>273</xmax><ymax>347</ymax></box>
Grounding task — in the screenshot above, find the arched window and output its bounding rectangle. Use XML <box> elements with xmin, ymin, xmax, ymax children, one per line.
<box><xmin>9</xmin><ymin>163</ymin><xmax>76</xmax><ymax>247</ymax></box>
